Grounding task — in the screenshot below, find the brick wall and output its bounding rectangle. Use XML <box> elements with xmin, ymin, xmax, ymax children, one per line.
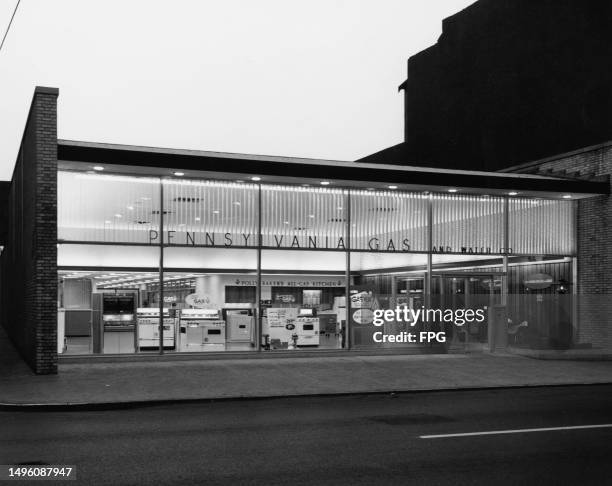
<box><xmin>509</xmin><ymin>143</ymin><xmax>612</xmax><ymax>350</ymax></box>
<box><xmin>0</xmin><ymin>87</ymin><xmax>59</xmax><ymax>374</ymax></box>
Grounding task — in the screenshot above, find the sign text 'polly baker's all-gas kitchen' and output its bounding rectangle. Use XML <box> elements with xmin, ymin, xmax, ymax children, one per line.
<box><xmin>148</xmin><ymin>230</ymin><xmax>503</xmax><ymax>253</ymax></box>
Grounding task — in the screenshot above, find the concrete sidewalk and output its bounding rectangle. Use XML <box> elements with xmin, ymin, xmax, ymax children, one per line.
<box><xmin>2</xmin><ymin>327</ymin><xmax>612</xmax><ymax>407</ymax></box>
<box><xmin>2</xmin><ymin>354</ymin><xmax>612</xmax><ymax>407</ymax></box>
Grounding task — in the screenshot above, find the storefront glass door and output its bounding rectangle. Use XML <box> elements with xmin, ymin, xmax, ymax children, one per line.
<box><xmin>431</xmin><ymin>273</ymin><xmax>504</xmax><ymax>352</ymax></box>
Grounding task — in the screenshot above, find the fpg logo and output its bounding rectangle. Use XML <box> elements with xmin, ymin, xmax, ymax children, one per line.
<box><xmin>419</xmin><ymin>332</ymin><xmax>446</xmax><ymax>343</ymax></box>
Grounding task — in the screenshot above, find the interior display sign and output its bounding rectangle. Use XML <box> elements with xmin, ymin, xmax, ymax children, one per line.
<box><xmin>349</xmin><ymin>289</ymin><xmax>379</xmax><ymax>327</ymax></box>
<box><xmin>185</xmin><ymin>293</ymin><xmax>213</xmax><ymax>308</ymax></box>
<box><xmin>524</xmin><ymin>273</ymin><xmax>554</xmax><ymax>290</ymax></box>
<box><xmin>274</xmin><ymin>294</ymin><xmax>296</xmax><ymax>303</ymax></box>
<box><xmin>352</xmin><ymin>308</ymin><xmax>374</xmax><ymax>325</ymax></box>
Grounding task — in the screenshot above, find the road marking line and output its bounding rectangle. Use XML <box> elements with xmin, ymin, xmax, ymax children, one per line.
<box><xmin>420</xmin><ymin>424</ymin><xmax>612</xmax><ymax>439</ymax></box>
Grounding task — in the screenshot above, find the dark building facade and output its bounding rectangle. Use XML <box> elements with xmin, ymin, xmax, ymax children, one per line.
<box><xmin>360</xmin><ymin>0</ymin><xmax>612</xmax><ymax>171</ymax></box>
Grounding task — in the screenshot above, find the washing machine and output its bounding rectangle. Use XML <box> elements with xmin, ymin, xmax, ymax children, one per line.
<box><xmin>137</xmin><ymin>308</ymin><xmax>175</xmax><ymax>349</ymax></box>
<box><xmin>180</xmin><ymin>309</ymin><xmax>226</xmax><ymax>348</ymax></box>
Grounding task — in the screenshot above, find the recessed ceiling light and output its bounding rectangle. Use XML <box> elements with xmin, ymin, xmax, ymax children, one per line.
<box><xmin>448</xmin><ymin>188</ymin><xmax>458</xmax><ymax>193</ymax></box>
<box><xmin>308</xmin><ymin>214</ymin><xmax>315</xmax><ymax>218</ymax></box>
<box><xmin>212</xmin><ymin>210</ymin><xmax>220</xmax><ymax>214</ymax></box>
<box><xmin>251</xmin><ymin>176</ymin><xmax>261</xmax><ymax>181</ymax></box>
<box><xmin>195</xmin><ymin>217</ymin><xmax>201</xmax><ymax>221</ymax></box>
<box><xmin>127</xmin><ymin>206</ymin><xmax>134</xmax><ymax>210</ymax></box>
<box><xmin>337</xmin><ymin>206</ymin><xmax>343</xmax><ymax>210</ymax></box>
<box><xmin>508</xmin><ymin>192</ymin><xmax>518</xmax><ymax>196</ymax></box>
<box><xmin>93</xmin><ymin>166</ymin><xmax>104</xmax><ymax>171</ymax></box>
<box><xmin>104</xmin><ymin>220</ymin><xmax>112</xmax><ymax>224</ymax></box>
<box><xmin>284</xmin><ymin>221</ymin><xmax>290</xmax><ymax>224</ymax></box>
<box><xmin>320</xmin><ymin>181</ymin><xmax>330</xmax><ymax>185</ymax></box>
<box><xmin>173</xmin><ymin>172</ymin><xmax>184</xmax><ymax>176</ymax></box>
<box><xmin>114</xmin><ymin>214</ymin><xmax>122</xmax><ymax>218</ymax></box>
<box><xmin>562</xmin><ymin>194</ymin><xmax>572</xmax><ymax>199</ymax></box>
<box><xmin>302</xmin><ymin>183</ymin><xmax>310</xmax><ymax>187</ymax></box>
<box><xmin>388</xmin><ymin>185</ymin><xmax>398</xmax><ymax>190</ymax></box>
<box><xmin>233</xmin><ymin>201</ymin><xmax>241</xmax><ymax>205</ymax></box>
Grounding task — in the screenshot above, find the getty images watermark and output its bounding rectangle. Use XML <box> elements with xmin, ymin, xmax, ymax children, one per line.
<box><xmin>371</xmin><ymin>306</ymin><xmax>486</xmax><ymax>344</ymax></box>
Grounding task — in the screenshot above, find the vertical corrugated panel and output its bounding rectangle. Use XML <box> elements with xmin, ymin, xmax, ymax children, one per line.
<box><xmin>348</xmin><ymin>189</ymin><xmax>428</xmax><ymax>251</ymax></box>
<box><xmin>57</xmin><ymin>174</ymin><xmax>574</xmax><ymax>256</ymax></box>
<box><xmin>431</xmin><ymin>194</ymin><xmax>504</xmax><ymax>252</ymax></box>
<box><xmin>57</xmin><ymin>171</ymin><xmax>160</xmax><ymax>244</ymax></box>
<box><xmin>157</xmin><ymin>179</ymin><xmax>258</xmax><ymax>247</ymax></box>
<box><xmin>260</xmin><ymin>184</ymin><xmax>345</xmax><ymax>249</ymax></box>
<box><xmin>509</xmin><ymin>199</ymin><xmax>574</xmax><ymax>255</ymax></box>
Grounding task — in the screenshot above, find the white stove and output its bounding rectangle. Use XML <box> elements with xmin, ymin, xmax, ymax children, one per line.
<box><xmin>137</xmin><ymin>308</ymin><xmax>175</xmax><ymax>349</ymax></box>
<box><xmin>180</xmin><ymin>309</ymin><xmax>226</xmax><ymax>347</ymax></box>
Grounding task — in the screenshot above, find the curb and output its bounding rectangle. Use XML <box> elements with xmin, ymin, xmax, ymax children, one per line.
<box><xmin>507</xmin><ymin>348</ymin><xmax>612</xmax><ymax>361</ymax></box>
<box><xmin>2</xmin><ymin>381</ymin><xmax>611</xmax><ymax>412</ymax></box>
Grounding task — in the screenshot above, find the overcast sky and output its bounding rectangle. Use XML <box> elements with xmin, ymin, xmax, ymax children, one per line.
<box><xmin>0</xmin><ymin>0</ymin><xmax>474</xmax><ymax>180</ymax></box>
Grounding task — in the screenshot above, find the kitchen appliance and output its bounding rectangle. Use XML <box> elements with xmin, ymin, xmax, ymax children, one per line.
<box><xmin>180</xmin><ymin>308</ymin><xmax>226</xmax><ymax>348</ymax></box>
<box><xmin>102</xmin><ymin>294</ymin><xmax>136</xmax><ymax>354</ymax></box>
<box><xmin>224</xmin><ymin>308</ymin><xmax>254</xmax><ymax>343</ymax></box>
<box><xmin>296</xmin><ymin>308</ymin><xmax>320</xmax><ymax>346</ymax></box>
<box><xmin>137</xmin><ymin>308</ymin><xmax>175</xmax><ymax>349</ymax></box>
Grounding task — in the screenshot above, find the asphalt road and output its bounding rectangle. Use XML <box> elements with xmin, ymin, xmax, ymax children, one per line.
<box><xmin>2</xmin><ymin>385</ymin><xmax>612</xmax><ymax>485</ymax></box>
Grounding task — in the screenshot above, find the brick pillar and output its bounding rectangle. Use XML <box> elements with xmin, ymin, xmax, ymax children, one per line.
<box><xmin>1</xmin><ymin>86</ymin><xmax>59</xmax><ymax>374</ymax></box>
<box><xmin>576</xmin><ymin>191</ymin><xmax>612</xmax><ymax>350</ymax></box>
<box><xmin>33</xmin><ymin>87</ymin><xmax>59</xmax><ymax>374</ymax></box>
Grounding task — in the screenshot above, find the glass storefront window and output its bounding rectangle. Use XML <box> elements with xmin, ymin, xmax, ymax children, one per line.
<box><xmin>350</xmin><ymin>252</ymin><xmax>428</xmax><ymax>349</ymax></box>
<box><xmin>261</xmin><ymin>185</ymin><xmax>347</xmax><ymax>250</ymax></box>
<box><xmin>351</xmin><ymin>190</ymin><xmax>429</xmax><ymax>252</ymax></box>
<box><xmin>58</xmin><ymin>171</ymin><xmax>160</xmax><ymax>244</ymax></box>
<box><xmin>431</xmin><ymin>194</ymin><xmax>505</xmax><ymax>254</ymax></box>
<box><xmin>161</xmin><ymin>247</ymin><xmax>258</xmax><ymax>353</ymax></box>
<box><xmin>59</xmin><ymin>270</ymin><xmax>159</xmax><ymax>355</ymax></box>
<box><xmin>506</xmin><ymin>258</ymin><xmax>574</xmax><ymax>350</ymax></box>
<box><xmin>258</xmin><ymin>184</ymin><xmax>348</xmax><ymax>351</ymax></box>
<box><xmin>161</xmin><ymin>179</ymin><xmax>258</xmax><ymax>248</ymax></box>
<box><xmin>261</xmin><ymin>249</ymin><xmax>347</xmax><ymax>350</ymax></box>
<box><xmin>57</xmin><ymin>168</ymin><xmax>578</xmax><ymax>356</ymax></box>
<box><xmin>431</xmin><ymin>253</ymin><xmax>505</xmax><ymax>352</ymax></box>
<box><xmin>508</xmin><ymin>199</ymin><xmax>574</xmax><ymax>255</ymax></box>
<box><xmin>158</xmin><ymin>178</ymin><xmax>260</xmax><ymax>353</ymax></box>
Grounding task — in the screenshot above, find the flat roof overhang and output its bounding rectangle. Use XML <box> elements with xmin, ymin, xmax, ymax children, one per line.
<box><xmin>58</xmin><ymin>140</ymin><xmax>610</xmax><ymax>199</ymax></box>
